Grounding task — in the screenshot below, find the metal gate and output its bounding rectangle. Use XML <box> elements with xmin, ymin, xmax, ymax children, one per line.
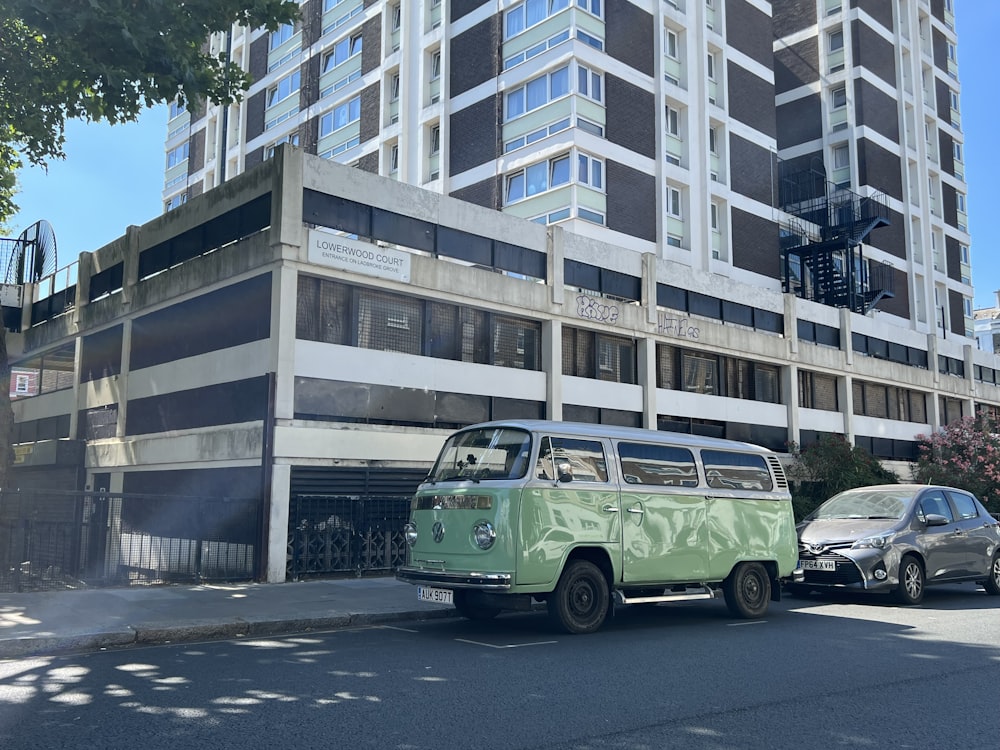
<box><xmin>286</xmin><ymin>495</ymin><xmax>411</xmax><ymax>579</ymax></box>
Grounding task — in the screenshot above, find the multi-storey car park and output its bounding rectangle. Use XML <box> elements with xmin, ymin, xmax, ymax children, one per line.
<box><xmin>3</xmin><ymin>0</ymin><xmax>988</xmax><ymax>585</ymax></box>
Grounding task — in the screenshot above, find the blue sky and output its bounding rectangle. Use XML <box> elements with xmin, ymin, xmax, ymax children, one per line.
<box><xmin>7</xmin><ymin>1</ymin><xmax>1000</xmax><ymax>307</ymax></box>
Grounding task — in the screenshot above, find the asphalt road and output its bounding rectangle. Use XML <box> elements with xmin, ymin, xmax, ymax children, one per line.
<box><xmin>1</xmin><ymin>584</ymin><xmax>998</xmax><ymax>750</ymax></box>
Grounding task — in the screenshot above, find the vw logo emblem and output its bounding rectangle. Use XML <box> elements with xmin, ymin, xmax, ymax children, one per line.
<box><xmin>808</xmin><ymin>543</ymin><xmax>825</xmax><ymax>555</ymax></box>
<box><xmin>432</xmin><ymin>522</ymin><xmax>445</xmax><ymax>543</ymax></box>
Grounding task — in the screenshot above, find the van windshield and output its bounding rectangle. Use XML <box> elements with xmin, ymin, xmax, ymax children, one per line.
<box><xmin>428</xmin><ymin>427</ymin><xmax>533</xmax><ymax>482</ymax></box>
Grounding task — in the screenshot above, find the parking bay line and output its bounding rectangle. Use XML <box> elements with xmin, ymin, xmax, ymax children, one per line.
<box><xmin>455</xmin><ymin>638</ymin><xmax>558</xmax><ymax>649</ymax></box>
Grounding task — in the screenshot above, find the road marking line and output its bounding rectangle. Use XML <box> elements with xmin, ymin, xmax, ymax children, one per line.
<box><xmin>727</xmin><ymin>620</ymin><xmax>768</xmax><ymax>626</ymax></box>
<box><xmin>378</xmin><ymin>625</ymin><xmax>420</xmax><ymax>633</ymax></box>
<box><xmin>455</xmin><ymin>638</ymin><xmax>557</xmax><ymax>649</ymax></box>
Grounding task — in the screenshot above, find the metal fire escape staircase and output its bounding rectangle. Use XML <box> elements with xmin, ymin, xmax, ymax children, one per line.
<box><xmin>779</xmin><ymin>171</ymin><xmax>893</xmax><ymax>315</ymax></box>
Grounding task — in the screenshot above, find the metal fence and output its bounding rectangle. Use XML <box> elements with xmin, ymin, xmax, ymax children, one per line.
<box><xmin>0</xmin><ymin>489</ymin><xmax>262</xmax><ymax>593</ymax></box>
<box><xmin>287</xmin><ymin>495</ymin><xmax>411</xmax><ymax>579</ymax></box>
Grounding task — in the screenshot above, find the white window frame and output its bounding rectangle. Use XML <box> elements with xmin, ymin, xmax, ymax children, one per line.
<box><xmin>577</xmin><ymin>153</ymin><xmax>603</xmax><ymax>190</ymax></box>
<box><xmin>391</xmin><ymin>3</ymin><xmax>401</xmax><ymax>31</ymax></box>
<box><xmin>324</xmin><ymin>33</ymin><xmax>362</xmax><ymax>72</ymax></box>
<box><xmin>667</xmin><ymin>186</ymin><xmax>682</xmax><ymax>218</ymax></box>
<box><xmin>390</xmin><ymin>143</ymin><xmax>399</xmax><ymax>172</ymax></box>
<box><xmin>710</xmin><ymin>202</ymin><xmax>720</xmax><ymax>231</ymax></box>
<box><xmin>429</xmin><ymin>124</ymin><xmax>441</xmax><ymax>155</ymax></box>
<box><xmin>270</xmin><ymin>23</ymin><xmax>296</xmax><ymax>50</ymax></box>
<box><xmin>666</xmin><ymin>105</ymin><xmax>681</xmax><ymax>137</ymax></box>
<box><xmin>833</xmin><ymin>144</ymin><xmax>850</xmax><ymax>169</ymax></box>
<box><xmin>268</xmin><ymin>70</ymin><xmax>301</xmax><ymax>107</ymax></box>
<box><xmin>828</xmin><ymin>29</ymin><xmax>844</xmax><ymax>52</ymax></box>
<box><xmin>831</xmin><ymin>84</ymin><xmax>847</xmax><ymax>109</ymax></box>
<box><xmin>166</xmin><ymin>142</ymin><xmax>189</xmax><ymax>168</ymax></box>
<box><xmin>506</xmin><ymin>65</ymin><xmax>570</xmax><ymax>120</ymax></box>
<box><xmin>708</xmin><ymin>125</ymin><xmax>718</xmax><ymax>154</ymax></box>
<box><xmin>504</xmin><ymin>0</ymin><xmax>572</xmax><ymax>40</ymax></box>
<box><xmin>430</xmin><ymin>50</ymin><xmax>441</xmax><ymax>81</ymax></box>
<box><xmin>578</xmin><ymin>64</ymin><xmax>603</xmax><ymax>103</ymax></box>
<box><xmin>266</xmin><ymin>132</ymin><xmax>299</xmax><ymax>160</ymax></box>
<box><xmin>390</xmin><ymin>72</ymin><xmax>400</xmax><ymax>101</ymax></box>
<box><xmin>664</xmin><ymin>28</ymin><xmax>679</xmax><ymax>59</ymax></box>
<box><xmin>706</xmin><ymin>52</ymin><xmax>716</xmax><ymax>80</ymax></box>
<box><xmin>505</xmin><ymin>153</ymin><xmax>573</xmax><ymax>205</ymax></box>
<box><xmin>320</xmin><ymin>95</ymin><xmax>362</xmax><ymax>137</ymax></box>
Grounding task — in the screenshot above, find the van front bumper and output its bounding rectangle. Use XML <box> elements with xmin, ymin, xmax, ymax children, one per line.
<box><xmin>396</xmin><ymin>566</ymin><xmax>512</xmax><ymax>590</ymax></box>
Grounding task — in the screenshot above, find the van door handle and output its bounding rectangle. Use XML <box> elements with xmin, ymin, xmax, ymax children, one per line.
<box><xmin>602</xmin><ymin>505</ymin><xmax>619</xmax><ymax>513</ymax></box>
<box><xmin>627</xmin><ymin>506</ymin><xmax>644</xmax><ymax>516</ymax></box>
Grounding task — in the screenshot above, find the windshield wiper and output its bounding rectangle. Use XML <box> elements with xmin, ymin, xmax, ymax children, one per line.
<box><xmin>438</xmin><ymin>473</ymin><xmax>479</xmax><ymax>483</ymax></box>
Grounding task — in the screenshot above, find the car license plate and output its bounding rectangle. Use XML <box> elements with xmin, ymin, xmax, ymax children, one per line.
<box><xmin>799</xmin><ymin>559</ymin><xmax>836</xmax><ymax>571</ymax></box>
<box><xmin>417</xmin><ymin>586</ymin><xmax>453</xmax><ymax>604</ymax></box>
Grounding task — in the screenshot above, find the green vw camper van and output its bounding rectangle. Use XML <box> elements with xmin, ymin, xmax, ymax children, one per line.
<box><xmin>397</xmin><ymin>420</ymin><xmax>801</xmax><ymax>633</ymax></box>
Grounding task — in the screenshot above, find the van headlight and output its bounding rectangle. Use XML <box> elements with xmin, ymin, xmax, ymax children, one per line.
<box><xmin>852</xmin><ymin>534</ymin><xmax>890</xmax><ymax>550</ymax></box>
<box><xmin>404</xmin><ymin>522</ymin><xmax>418</xmax><ymax>546</ymax></box>
<box><xmin>472</xmin><ymin>520</ymin><xmax>496</xmax><ymax>550</ymax></box>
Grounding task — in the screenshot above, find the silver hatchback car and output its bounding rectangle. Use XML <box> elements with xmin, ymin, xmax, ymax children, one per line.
<box><xmin>794</xmin><ymin>484</ymin><xmax>1000</xmax><ymax>604</ymax></box>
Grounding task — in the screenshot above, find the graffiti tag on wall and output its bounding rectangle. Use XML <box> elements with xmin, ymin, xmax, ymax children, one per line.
<box><xmin>657</xmin><ymin>314</ymin><xmax>700</xmax><ymax>339</ymax></box>
<box><xmin>576</xmin><ymin>295</ymin><xmax>619</xmax><ymax>324</ymax></box>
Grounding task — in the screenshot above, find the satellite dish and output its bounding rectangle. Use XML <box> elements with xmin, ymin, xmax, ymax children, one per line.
<box><xmin>4</xmin><ymin>219</ymin><xmax>58</xmax><ymax>284</ymax></box>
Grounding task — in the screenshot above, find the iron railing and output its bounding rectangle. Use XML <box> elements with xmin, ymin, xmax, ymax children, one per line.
<box><xmin>0</xmin><ymin>489</ymin><xmax>262</xmax><ymax>593</ymax></box>
<box><xmin>287</xmin><ymin>495</ymin><xmax>411</xmax><ymax>579</ymax></box>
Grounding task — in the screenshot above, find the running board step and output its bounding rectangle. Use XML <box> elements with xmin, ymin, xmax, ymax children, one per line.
<box><xmin>613</xmin><ymin>586</ymin><xmax>716</xmax><ymax>605</ymax></box>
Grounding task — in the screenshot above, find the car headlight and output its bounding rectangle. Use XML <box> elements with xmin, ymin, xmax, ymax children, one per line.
<box><xmin>852</xmin><ymin>534</ymin><xmax>891</xmax><ymax>550</ymax></box>
<box><xmin>403</xmin><ymin>522</ymin><xmax>418</xmax><ymax>546</ymax></box>
<box><xmin>472</xmin><ymin>520</ymin><xmax>496</xmax><ymax>550</ymax></box>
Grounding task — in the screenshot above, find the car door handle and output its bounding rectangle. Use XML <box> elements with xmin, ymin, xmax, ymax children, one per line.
<box><xmin>627</xmin><ymin>507</ymin><xmax>644</xmax><ymax>516</ymax></box>
<box><xmin>602</xmin><ymin>505</ymin><xmax>619</xmax><ymax>513</ymax></box>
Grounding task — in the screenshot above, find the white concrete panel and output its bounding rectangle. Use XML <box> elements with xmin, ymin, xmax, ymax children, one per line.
<box><xmin>86</xmin><ymin>424</ymin><xmax>263</xmax><ymax>468</ymax></box>
<box><xmin>274</xmin><ymin>425</ymin><xmax>445</xmax><ymax>462</ymax></box>
<box><xmin>562</xmin><ymin>376</ymin><xmax>643</xmax><ymax>412</ymax></box>
<box><xmin>295</xmin><ymin>340</ymin><xmax>547</xmax><ymax>399</ymax></box>
<box><xmin>853</xmin><ymin>415</ymin><xmax>932</xmax><ymax>441</ymax></box>
<box><xmin>655</xmin><ymin>389</ymin><xmax>785</xmax><ymax>426</ymax></box>
<box><xmin>128</xmin><ymin>340</ymin><xmax>271</xmax><ymax>399</ymax></box>
<box><xmin>11</xmin><ymin>388</ymin><xmax>75</xmax><ymax>422</ymax></box>
<box><xmin>798</xmin><ymin>408</ymin><xmax>847</xmax><ymax>433</ymax></box>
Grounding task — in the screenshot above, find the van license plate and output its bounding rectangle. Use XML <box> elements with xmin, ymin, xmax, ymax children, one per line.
<box><xmin>799</xmin><ymin>559</ymin><xmax>836</xmax><ymax>571</ymax></box>
<box><xmin>417</xmin><ymin>586</ymin><xmax>453</xmax><ymax>604</ymax></box>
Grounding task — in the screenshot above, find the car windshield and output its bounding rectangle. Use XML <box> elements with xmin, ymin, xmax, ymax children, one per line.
<box><xmin>810</xmin><ymin>489</ymin><xmax>912</xmax><ymax>521</ymax></box>
<box><xmin>427</xmin><ymin>427</ymin><xmax>532</xmax><ymax>482</ymax></box>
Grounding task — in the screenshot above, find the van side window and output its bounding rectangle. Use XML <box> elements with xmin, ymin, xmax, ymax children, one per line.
<box><xmin>701</xmin><ymin>450</ymin><xmax>772</xmax><ymax>491</ymax></box>
<box><xmin>536</xmin><ymin>436</ymin><xmax>608</xmax><ymax>482</ymax></box>
<box><xmin>617</xmin><ymin>442</ymin><xmax>698</xmax><ymax>486</ymax></box>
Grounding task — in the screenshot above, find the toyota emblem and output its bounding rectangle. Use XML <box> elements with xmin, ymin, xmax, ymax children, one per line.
<box><xmin>808</xmin><ymin>543</ymin><xmax>825</xmax><ymax>555</ymax></box>
<box><xmin>432</xmin><ymin>521</ymin><xmax>445</xmax><ymax>543</ymax></box>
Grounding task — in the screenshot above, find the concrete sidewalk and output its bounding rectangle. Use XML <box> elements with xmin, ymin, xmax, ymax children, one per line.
<box><xmin>0</xmin><ymin>577</ymin><xmax>456</xmax><ymax>659</ymax></box>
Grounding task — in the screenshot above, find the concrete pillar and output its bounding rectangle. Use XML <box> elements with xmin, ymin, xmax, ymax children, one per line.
<box><xmin>639</xmin><ymin>337</ymin><xmax>657</xmax><ymax>429</ymax></box>
<box><xmin>784</xmin><ymin>363</ymin><xmax>799</xmax><ymax>448</ymax></box>
<box><xmin>266</xmin><ymin>463</ymin><xmax>291</xmax><ymax>582</ymax></box>
<box><xmin>544</xmin><ymin>319</ymin><xmax>562</xmax><ymax>421</ymax></box>
<box><xmin>548</xmin><ymin>226</ymin><xmax>564</xmax><ymax>308</ymax></box>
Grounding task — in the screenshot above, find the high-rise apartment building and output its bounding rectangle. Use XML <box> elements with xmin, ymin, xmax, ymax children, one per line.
<box><xmin>163</xmin><ymin>0</ymin><xmax>973</xmax><ymax>338</ymax></box>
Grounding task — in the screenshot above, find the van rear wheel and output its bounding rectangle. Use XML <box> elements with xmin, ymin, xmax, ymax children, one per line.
<box><xmin>723</xmin><ymin>562</ymin><xmax>771</xmax><ymax>618</ymax></box>
<box><xmin>548</xmin><ymin>560</ymin><xmax>609</xmax><ymax>634</ymax></box>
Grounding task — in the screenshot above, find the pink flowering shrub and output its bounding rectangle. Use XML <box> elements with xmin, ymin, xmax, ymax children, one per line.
<box><xmin>914</xmin><ymin>416</ymin><xmax>1000</xmax><ymax>509</ymax></box>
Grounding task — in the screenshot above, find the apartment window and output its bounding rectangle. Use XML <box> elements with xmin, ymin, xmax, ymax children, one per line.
<box><xmin>960</xmin><ymin>244</ymin><xmax>969</xmax><ymax>263</ymax></box>
<box><xmin>268</xmin><ymin>70</ymin><xmax>300</xmax><ymax>107</ymax></box>
<box><xmin>706</xmin><ymin>52</ymin><xmax>716</xmax><ymax>80</ymax></box>
<box><xmin>708</xmin><ymin>125</ymin><xmax>718</xmax><ymax>154</ymax></box>
<box><xmin>505</xmin><ymin>0</ymin><xmax>571</xmax><ymax>39</ymax></box>
<box><xmin>391</xmin><ymin>2</ymin><xmax>401</xmax><ymax>30</ymax></box>
<box><xmin>666</xmin><ymin>105</ymin><xmax>681</xmax><ymax>137</ymax></box>
<box><xmin>577</xmin><ymin>0</ymin><xmax>601</xmax><ymax>15</ymax></box>
<box><xmin>828</xmin><ymin>29</ymin><xmax>844</xmax><ymax>51</ymax></box>
<box><xmin>667</xmin><ymin>186</ymin><xmax>682</xmax><ymax>217</ymax></box>
<box><xmin>956</xmin><ymin>193</ymin><xmax>966</xmax><ymax>212</ymax></box>
<box><xmin>165</xmin><ymin>193</ymin><xmax>188</xmax><ymax>212</ymax></box>
<box><xmin>710</xmin><ymin>202</ymin><xmax>720</xmax><ymax>230</ymax></box>
<box><xmin>430</xmin><ymin>50</ymin><xmax>441</xmax><ymax>81</ymax></box>
<box><xmin>270</xmin><ymin>23</ymin><xmax>296</xmax><ymax>50</ymax></box>
<box><xmin>664</xmin><ymin>28</ymin><xmax>679</xmax><ymax>58</ymax></box>
<box><xmin>324</xmin><ymin>0</ymin><xmax>346</xmax><ymax>9</ymax></box>
<box><xmin>506</xmin><ymin>66</ymin><xmax>570</xmax><ymax>119</ymax></box>
<box><xmin>169</xmin><ymin>100</ymin><xmax>187</xmax><ymax>119</ymax></box>
<box><xmin>390</xmin><ymin>72</ymin><xmax>400</xmax><ymax>101</ymax></box>
<box><xmin>429</xmin><ymin>124</ymin><xmax>441</xmax><ymax>155</ymax></box>
<box><xmin>831</xmin><ymin>84</ymin><xmax>846</xmax><ymax>109</ymax></box>
<box><xmin>666</xmin><ymin>234</ymin><xmax>682</xmax><ymax>248</ymax></box>
<box><xmin>578</xmin><ymin>65</ymin><xmax>603</xmax><ymax>103</ymax></box>
<box><xmin>950</xmin><ymin>90</ymin><xmax>960</xmax><ymax>110</ymax></box>
<box><xmin>320</xmin><ymin>95</ymin><xmax>361</xmax><ymax>136</ymax></box>
<box><xmin>577</xmin><ymin>154</ymin><xmax>603</xmax><ymax>189</ymax></box>
<box><xmin>833</xmin><ymin>144</ymin><xmax>849</xmax><ymax>169</ymax></box>
<box><xmin>324</xmin><ymin>33</ymin><xmax>362</xmax><ymax>71</ymax></box>
<box><xmin>954</xmin><ymin>142</ymin><xmax>963</xmax><ymax>162</ymax></box>
<box><xmin>947</xmin><ymin>42</ymin><xmax>956</xmax><ymax>62</ymax></box>
<box><xmin>505</xmin><ymin>154</ymin><xmax>572</xmax><ymax>204</ymax></box>
<box><xmin>266</xmin><ymin>132</ymin><xmax>300</xmax><ymax>159</ymax></box>
<box><xmin>166</xmin><ymin>142</ymin><xmax>189</xmax><ymax>168</ymax></box>
<box><xmin>389</xmin><ymin>144</ymin><xmax>399</xmax><ymax>172</ymax></box>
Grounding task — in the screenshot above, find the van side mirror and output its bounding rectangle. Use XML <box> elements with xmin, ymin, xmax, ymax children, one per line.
<box><xmin>556</xmin><ymin>463</ymin><xmax>573</xmax><ymax>483</ymax></box>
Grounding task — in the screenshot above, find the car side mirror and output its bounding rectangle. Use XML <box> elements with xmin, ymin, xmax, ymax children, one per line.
<box><xmin>924</xmin><ymin>513</ymin><xmax>949</xmax><ymax>527</ymax></box>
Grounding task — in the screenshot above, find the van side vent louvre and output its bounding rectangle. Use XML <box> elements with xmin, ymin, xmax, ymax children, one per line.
<box><xmin>767</xmin><ymin>455</ymin><xmax>789</xmax><ymax>491</ymax></box>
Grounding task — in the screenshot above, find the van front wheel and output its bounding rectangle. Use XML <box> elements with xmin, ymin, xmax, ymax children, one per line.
<box><xmin>723</xmin><ymin>562</ymin><xmax>771</xmax><ymax>619</ymax></box>
<box><xmin>548</xmin><ymin>560</ymin><xmax>609</xmax><ymax>634</ymax></box>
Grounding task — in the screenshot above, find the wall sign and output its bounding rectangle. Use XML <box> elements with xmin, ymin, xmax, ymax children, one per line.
<box><xmin>308</xmin><ymin>229</ymin><xmax>411</xmax><ymax>283</ymax></box>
